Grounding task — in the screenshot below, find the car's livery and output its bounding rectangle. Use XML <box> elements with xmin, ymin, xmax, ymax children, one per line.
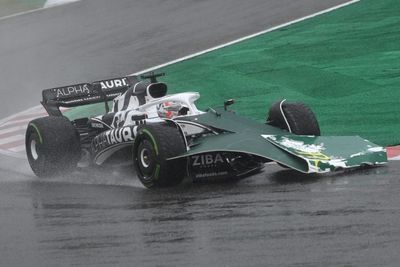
<box><xmin>25</xmin><ymin>73</ymin><xmax>387</xmax><ymax>188</ymax></box>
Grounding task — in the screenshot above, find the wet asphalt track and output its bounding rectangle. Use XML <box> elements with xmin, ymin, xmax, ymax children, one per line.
<box><xmin>2</xmin><ymin>0</ymin><xmax>400</xmax><ymax>266</ymax></box>
<box><xmin>2</xmin><ymin>163</ymin><xmax>400</xmax><ymax>266</ymax></box>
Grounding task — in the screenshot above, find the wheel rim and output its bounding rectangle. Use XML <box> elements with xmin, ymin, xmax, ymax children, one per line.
<box><xmin>136</xmin><ymin>140</ymin><xmax>156</xmax><ymax>181</ymax></box>
<box><xmin>30</xmin><ymin>139</ymin><xmax>39</xmax><ymax>160</ymax></box>
<box><xmin>140</xmin><ymin>148</ymin><xmax>151</xmax><ymax>168</ymax></box>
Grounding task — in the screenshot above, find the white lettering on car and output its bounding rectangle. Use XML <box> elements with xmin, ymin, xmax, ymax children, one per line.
<box><xmin>55</xmin><ymin>84</ymin><xmax>90</xmax><ymax>98</ymax></box>
<box><xmin>109</xmin><ymin>131</ymin><xmax>116</xmax><ymax>144</ymax></box>
<box><xmin>100</xmin><ymin>78</ymin><xmax>128</xmax><ymax>90</ymax></box>
<box><xmin>122</xmin><ymin>127</ymin><xmax>134</xmax><ymax>141</ymax></box>
<box><xmin>192</xmin><ymin>153</ymin><xmax>224</xmax><ymax>166</ymax></box>
<box><xmin>114</xmin><ymin>79</ymin><xmax>123</xmax><ymax>87</ymax></box>
<box><xmin>91</xmin><ymin>122</ymin><xmax>104</xmax><ymax>128</ymax></box>
<box><xmin>54</xmin><ymin>78</ymin><xmax>128</xmax><ymax>98</ymax></box>
<box><xmin>93</xmin><ymin>126</ymin><xmax>136</xmax><ymax>153</ymax></box>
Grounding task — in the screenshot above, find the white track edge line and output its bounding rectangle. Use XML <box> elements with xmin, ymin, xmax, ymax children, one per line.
<box><xmin>0</xmin><ymin>0</ymin><xmax>81</xmax><ymax>21</ymax></box>
<box><xmin>44</xmin><ymin>0</ymin><xmax>80</xmax><ymax>8</ymax></box>
<box><xmin>131</xmin><ymin>0</ymin><xmax>360</xmax><ymax>75</ymax></box>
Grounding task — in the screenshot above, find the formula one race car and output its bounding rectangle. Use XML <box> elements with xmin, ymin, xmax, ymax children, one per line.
<box><xmin>25</xmin><ymin>73</ymin><xmax>387</xmax><ymax>188</ymax></box>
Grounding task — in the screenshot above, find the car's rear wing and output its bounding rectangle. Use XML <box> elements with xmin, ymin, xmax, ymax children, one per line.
<box><xmin>42</xmin><ymin>76</ymin><xmax>139</xmax><ymax>116</ymax></box>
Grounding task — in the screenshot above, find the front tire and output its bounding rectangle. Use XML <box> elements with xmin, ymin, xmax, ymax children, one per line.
<box><xmin>267</xmin><ymin>100</ymin><xmax>321</xmax><ymax>135</ymax></box>
<box><xmin>133</xmin><ymin>122</ymin><xmax>187</xmax><ymax>188</ymax></box>
<box><xmin>25</xmin><ymin>116</ymin><xmax>81</xmax><ymax>177</ymax></box>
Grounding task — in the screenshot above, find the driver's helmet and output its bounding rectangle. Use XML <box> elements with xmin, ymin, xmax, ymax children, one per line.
<box><xmin>156</xmin><ymin>101</ymin><xmax>189</xmax><ymax>119</ymax></box>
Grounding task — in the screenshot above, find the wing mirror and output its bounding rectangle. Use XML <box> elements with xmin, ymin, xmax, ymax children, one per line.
<box><xmin>224</xmin><ymin>99</ymin><xmax>235</xmax><ymax>111</ymax></box>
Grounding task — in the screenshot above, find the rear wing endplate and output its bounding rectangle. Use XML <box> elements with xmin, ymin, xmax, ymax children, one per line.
<box><xmin>42</xmin><ymin>76</ymin><xmax>139</xmax><ymax>116</ymax></box>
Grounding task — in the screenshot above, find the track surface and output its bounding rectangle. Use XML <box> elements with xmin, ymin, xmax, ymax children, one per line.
<box><xmin>2</xmin><ymin>0</ymin><xmax>400</xmax><ymax>266</ymax></box>
<box><xmin>2</xmin><ymin>163</ymin><xmax>400</xmax><ymax>266</ymax></box>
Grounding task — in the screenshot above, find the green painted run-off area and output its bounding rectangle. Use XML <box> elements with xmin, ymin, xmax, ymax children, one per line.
<box><xmin>0</xmin><ymin>0</ymin><xmax>46</xmax><ymax>17</ymax></box>
<box><xmin>65</xmin><ymin>0</ymin><xmax>399</xmax><ymax>146</ymax></box>
<box><xmin>157</xmin><ymin>0</ymin><xmax>400</xmax><ymax>146</ymax></box>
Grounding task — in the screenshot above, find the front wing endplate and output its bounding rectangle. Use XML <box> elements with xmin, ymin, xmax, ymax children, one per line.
<box><xmin>262</xmin><ymin>135</ymin><xmax>388</xmax><ymax>173</ymax></box>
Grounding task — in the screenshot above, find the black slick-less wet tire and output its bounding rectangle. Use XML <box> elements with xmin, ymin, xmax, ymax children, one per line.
<box><xmin>25</xmin><ymin>116</ymin><xmax>81</xmax><ymax>177</ymax></box>
<box><xmin>133</xmin><ymin>122</ymin><xmax>187</xmax><ymax>188</ymax></box>
<box><xmin>267</xmin><ymin>100</ymin><xmax>321</xmax><ymax>136</ymax></box>
<box><xmin>267</xmin><ymin>100</ymin><xmax>320</xmax><ymax>170</ymax></box>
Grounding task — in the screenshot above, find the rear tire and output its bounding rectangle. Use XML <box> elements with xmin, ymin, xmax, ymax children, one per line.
<box><xmin>267</xmin><ymin>100</ymin><xmax>321</xmax><ymax>136</ymax></box>
<box><xmin>25</xmin><ymin>116</ymin><xmax>81</xmax><ymax>177</ymax></box>
<box><xmin>133</xmin><ymin>122</ymin><xmax>187</xmax><ymax>188</ymax></box>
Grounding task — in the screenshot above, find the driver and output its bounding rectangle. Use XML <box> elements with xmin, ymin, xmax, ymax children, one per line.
<box><xmin>156</xmin><ymin>101</ymin><xmax>189</xmax><ymax>119</ymax></box>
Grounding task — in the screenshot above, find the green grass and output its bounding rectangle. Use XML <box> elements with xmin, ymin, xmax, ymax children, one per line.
<box><xmin>66</xmin><ymin>0</ymin><xmax>400</xmax><ymax>146</ymax></box>
<box><xmin>156</xmin><ymin>0</ymin><xmax>400</xmax><ymax>146</ymax></box>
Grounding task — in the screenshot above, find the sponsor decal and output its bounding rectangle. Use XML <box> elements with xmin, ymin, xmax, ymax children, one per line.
<box><xmin>188</xmin><ymin>152</ymin><xmax>232</xmax><ymax>180</ymax></box>
<box><xmin>294</xmin><ymin>150</ymin><xmax>331</xmax><ymax>161</ymax></box>
<box><xmin>100</xmin><ymin>78</ymin><xmax>128</xmax><ymax>90</ymax></box>
<box><xmin>53</xmin><ymin>78</ymin><xmax>128</xmax><ymax>99</ymax></box>
<box><xmin>55</xmin><ymin>84</ymin><xmax>90</xmax><ymax>98</ymax></box>
<box><xmin>92</xmin><ymin>126</ymin><xmax>136</xmax><ymax>153</ymax></box>
<box><xmin>90</xmin><ymin>122</ymin><xmax>104</xmax><ymax>129</ymax></box>
<box><xmin>195</xmin><ymin>171</ymin><xmax>229</xmax><ymax>178</ymax></box>
<box><xmin>191</xmin><ymin>153</ymin><xmax>224</xmax><ymax>166</ymax></box>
